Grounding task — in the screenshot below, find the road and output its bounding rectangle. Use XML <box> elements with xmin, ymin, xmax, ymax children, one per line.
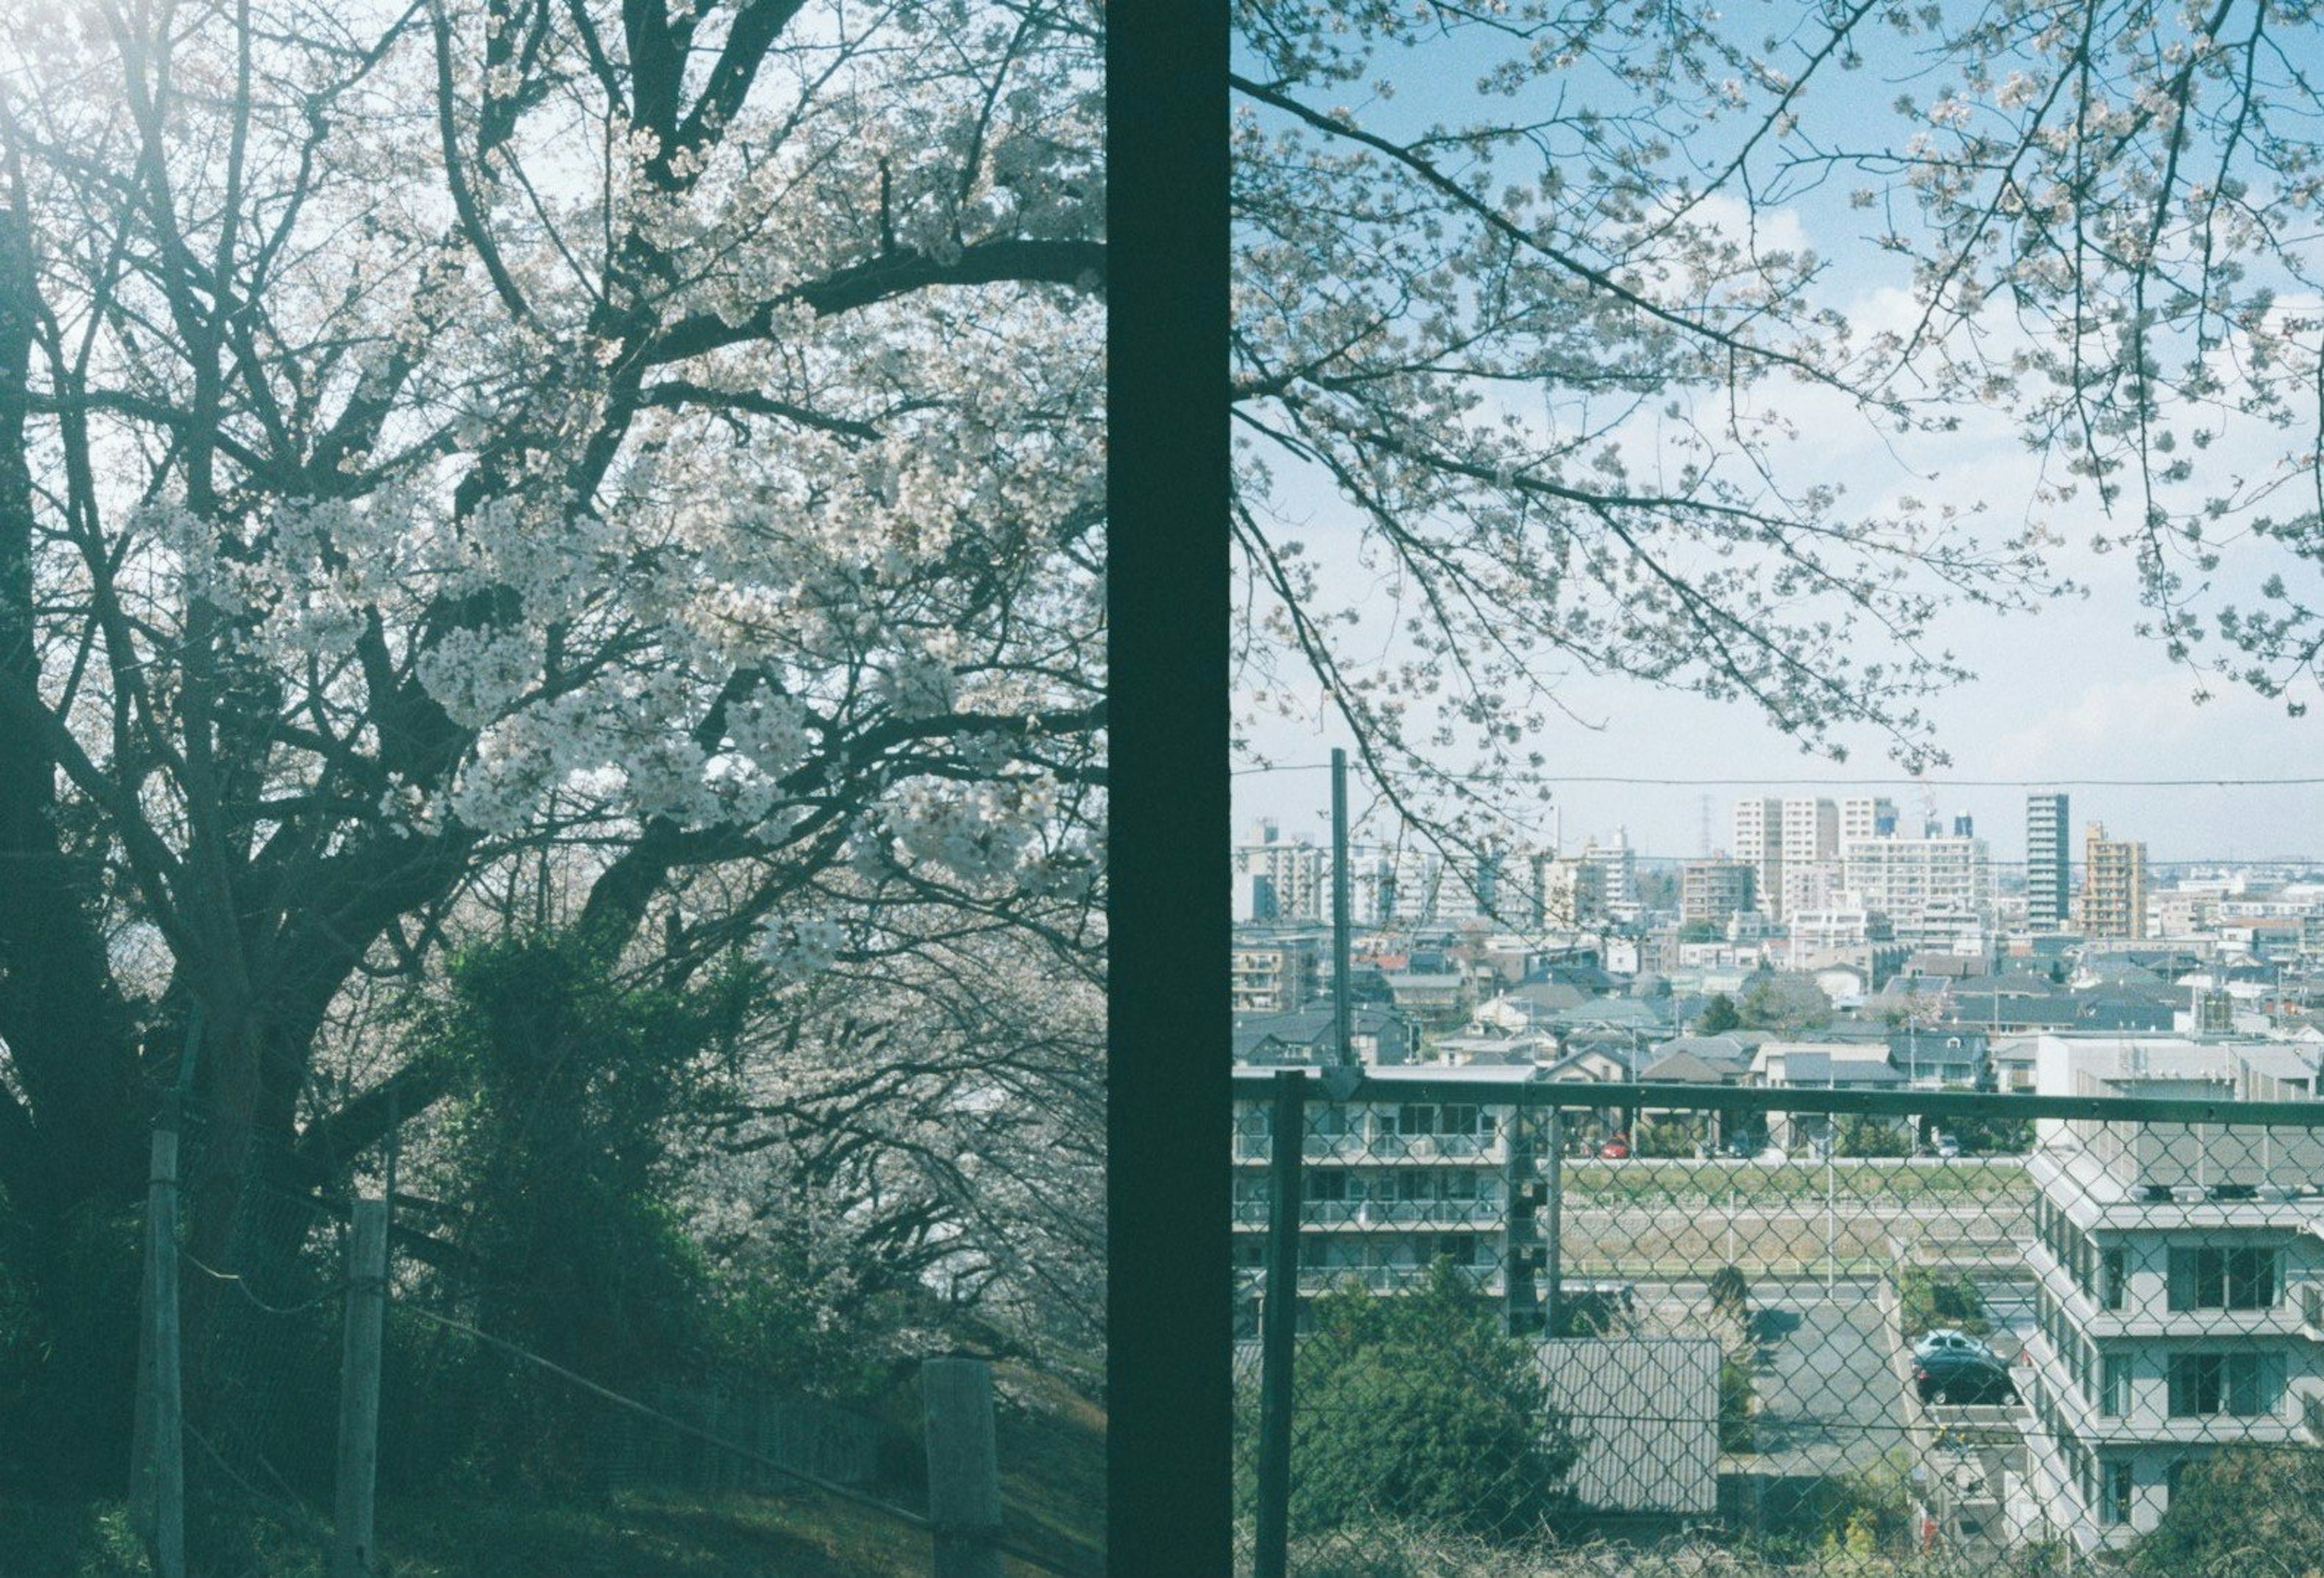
<box><xmin>1629</xmin><ymin>1274</ymin><xmax>2034</xmax><ymax>1481</ymax></box>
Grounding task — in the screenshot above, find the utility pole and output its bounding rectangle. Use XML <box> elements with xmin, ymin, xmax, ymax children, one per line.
<box><xmin>1331</xmin><ymin>747</ymin><xmax>1353</xmax><ymax>1067</ymax></box>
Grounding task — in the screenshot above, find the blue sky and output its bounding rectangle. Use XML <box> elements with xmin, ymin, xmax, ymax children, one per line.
<box><xmin>1234</xmin><ymin>10</ymin><xmax>2324</xmax><ymax>869</ymax></box>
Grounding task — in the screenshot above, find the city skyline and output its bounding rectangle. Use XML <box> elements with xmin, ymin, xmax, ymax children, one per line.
<box><xmin>1231</xmin><ymin>783</ymin><xmax>2324</xmax><ymax>873</ymax></box>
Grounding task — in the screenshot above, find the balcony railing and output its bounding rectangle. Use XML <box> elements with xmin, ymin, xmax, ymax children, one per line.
<box><xmin>1230</xmin><ymin>1130</ymin><xmax>1507</xmax><ymax>1165</ymax></box>
<box><xmin>1292</xmin><ymin>1264</ymin><xmax>1503</xmax><ymax>1295</ymax></box>
<box><xmin>1230</xmin><ymin>1197</ymin><xmax>1505</xmax><ymax>1228</ymax></box>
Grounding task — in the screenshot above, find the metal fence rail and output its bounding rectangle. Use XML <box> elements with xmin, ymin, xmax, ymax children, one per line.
<box><xmin>1230</xmin><ymin>1074</ymin><xmax>2324</xmax><ymax>1578</ymax></box>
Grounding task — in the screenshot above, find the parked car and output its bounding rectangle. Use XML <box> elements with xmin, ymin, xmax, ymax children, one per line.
<box><xmin>1914</xmin><ymin>1347</ymin><xmax>2017</xmax><ymax>1404</ymax></box>
<box><xmin>1912</xmin><ymin>1327</ymin><xmax>1994</xmax><ymax>1364</ymax></box>
<box><xmin>1934</xmin><ymin>1134</ymin><xmax>1962</xmax><ymax>1160</ymax></box>
<box><xmin>1597</xmin><ymin>1135</ymin><xmax>1631</xmax><ymax>1160</ymax></box>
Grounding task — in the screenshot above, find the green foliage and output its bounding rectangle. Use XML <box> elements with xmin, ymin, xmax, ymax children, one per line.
<box><xmin>1946</xmin><ymin>1116</ymin><xmax>2034</xmax><ymax>1154</ymax></box>
<box><xmin>1718</xmin><ymin>1355</ymin><xmax>1756</xmax><ymax>1452</ymax></box>
<box><xmin>1815</xmin><ymin>1455</ymin><xmax>1915</xmax><ymax>1562</ymax></box>
<box><xmin>407</xmin><ymin>932</ymin><xmax>761</xmax><ymax>1488</ymax></box>
<box><xmin>2129</xmin><ymin>1447</ymin><xmax>2324</xmax><ymax>1577</ymax></box>
<box><xmin>1631</xmin><ymin>1119</ymin><xmax>1698</xmax><ymax>1159</ymax></box>
<box><xmin>1836</xmin><ymin>1116</ymin><xmax>1912</xmax><ymax>1159</ymax></box>
<box><xmin>1290</xmin><ymin>1259</ymin><xmax>1581</xmax><ymax>1539</ymax></box>
<box><xmin>1896</xmin><ymin>1267</ymin><xmax>1989</xmax><ymax>1341</ymax></box>
<box><xmin>1737</xmin><ymin>978</ymin><xmax>1832</xmax><ymax>1033</ymax></box>
<box><xmin>0</xmin><ymin>1200</ymin><xmax>142</xmax><ymax>1492</ymax></box>
<box><xmin>1697</xmin><ymin>993</ymin><xmax>1742</xmax><ymax>1034</ymax></box>
<box><xmin>1677</xmin><ymin>919</ymin><xmax>1724</xmax><ymax>942</ymax></box>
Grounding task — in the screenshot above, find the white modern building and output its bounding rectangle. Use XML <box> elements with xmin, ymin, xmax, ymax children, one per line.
<box><xmin>1734</xmin><ymin>797</ymin><xmax>1782</xmax><ymax>918</ymax></box>
<box><xmin>1843</xmin><ymin>833</ymin><xmax>1995</xmax><ymax>930</ymax></box>
<box><xmin>1233</xmin><ymin>821</ymin><xmax>1327</xmax><ymax>923</ymax></box>
<box><xmin>2014</xmin><ymin>1037</ymin><xmax>2324</xmax><ymax>1550</ymax></box>
<box><xmin>2027</xmin><ymin>792</ymin><xmax>2072</xmax><ymax>933</ymax></box>
<box><xmin>1581</xmin><ymin>829</ymin><xmax>1640</xmax><ymax>920</ymax></box>
<box><xmin>1840</xmin><ymin>795</ymin><xmax>1898</xmax><ymax>846</ymax></box>
<box><xmin>1781</xmin><ymin>797</ymin><xmax>1839</xmax><ymax>871</ymax></box>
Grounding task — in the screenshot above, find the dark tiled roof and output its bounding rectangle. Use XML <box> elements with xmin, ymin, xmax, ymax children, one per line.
<box><xmin>1776</xmin><ymin>1052</ymin><xmax>1908</xmax><ymax>1087</ymax></box>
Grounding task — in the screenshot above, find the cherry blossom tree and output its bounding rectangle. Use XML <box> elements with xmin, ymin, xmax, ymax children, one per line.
<box><xmin>1233</xmin><ymin>0</ymin><xmax>2324</xmax><ymax>847</ymax></box>
<box><xmin>0</xmin><ymin>0</ymin><xmax>1101</xmax><ymax>1462</ymax></box>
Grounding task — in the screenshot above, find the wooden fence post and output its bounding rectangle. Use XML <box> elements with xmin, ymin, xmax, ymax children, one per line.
<box><xmin>130</xmin><ymin>1119</ymin><xmax>185</xmax><ymax>1578</ymax></box>
<box><xmin>922</xmin><ymin>1356</ymin><xmax>1003</xmax><ymax>1578</ymax></box>
<box><xmin>331</xmin><ymin>1198</ymin><xmax>389</xmax><ymax>1578</ymax></box>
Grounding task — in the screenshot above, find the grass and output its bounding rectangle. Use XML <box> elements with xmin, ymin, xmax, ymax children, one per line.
<box><xmin>1260</xmin><ymin>1522</ymin><xmax>2095</xmax><ymax>1578</ymax></box>
<box><xmin>0</xmin><ymin>1360</ymin><xmax>1104</xmax><ymax>1578</ymax></box>
<box><xmin>1558</xmin><ymin>1160</ymin><xmax>2033</xmax><ymax>1209</ymax></box>
<box><xmin>1</xmin><ymin>1482</ymin><xmax>1090</xmax><ymax>1578</ymax></box>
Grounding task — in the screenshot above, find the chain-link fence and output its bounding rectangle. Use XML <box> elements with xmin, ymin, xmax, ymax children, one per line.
<box><xmin>159</xmin><ymin>1091</ymin><xmax>373</xmax><ymax>1570</ymax></box>
<box><xmin>1232</xmin><ymin>1070</ymin><xmax>2324</xmax><ymax>1578</ymax></box>
<box><xmin>126</xmin><ymin>1090</ymin><xmax>1102</xmax><ymax>1577</ymax></box>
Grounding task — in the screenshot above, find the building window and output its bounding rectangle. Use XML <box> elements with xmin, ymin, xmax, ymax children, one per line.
<box><xmin>2167</xmin><ymin>1246</ymin><xmax>2279</xmax><ymax>1311</ymax></box>
<box><xmin>1304</xmin><ymin>1172</ymin><xmax>1347</xmax><ymax>1203</ymax></box>
<box><xmin>2101</xmin><ymin>1247</ymin><xmax>2126</xmax><ymax>1312</ymax></box>
<box><xmin>2168</xmin><ymin>1353</ymin><xmax>2283</xmax><ymax>1417</ymax></box>
<box><xmin>2168</xmin><ymin>1354</ymin><xmax>2224</xmax><ymax>1416</ymax></box>
<box><xmin>1396</xmin><ymin>1104</ymin><xmax>1438</xmax><ymax>1137</ymax></box>
<box><xmin>2100</xmin><ymin>1353</ymin><xmax>2130</xmax><ymax>1418</ymax></box>
<box><xmin>2102</xmin><ymin>1461</ymin><xmax>2133</xmax><ymax>1526</ymax></box>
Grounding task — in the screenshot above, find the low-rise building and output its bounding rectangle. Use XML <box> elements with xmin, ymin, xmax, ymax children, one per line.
<box><xmin>1230</xmin><ymin>1063</ymin><xmax>1542</xmax><ymax>1333</ymax></box>
<box><xmin>1230</xmin><ymin>931</ymin><xmax>1324</xmax><ymax>1013</ymax></box>
<box><xmin>2014</xmin><ymin>1038</ymin><xmax>2324</xmax><ymax>1551</ymax></box>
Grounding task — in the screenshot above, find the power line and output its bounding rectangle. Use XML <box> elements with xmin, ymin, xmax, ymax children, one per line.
<box><xmin>1232</xmin><ymin>763</ymin><xmax>2324</xmax><ymax>788</ymax></box>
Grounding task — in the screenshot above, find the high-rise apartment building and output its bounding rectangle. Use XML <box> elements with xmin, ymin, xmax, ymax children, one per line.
<box><xmin>1233</xmin><ymin>820</ymin><xmax>1327</xmax><ymax>922</ymax></box>
<box><xmin>1733</xmin><ymin>797</ymin><xmax>1782</xmax><ymax>917</ymax></box>
<box><xmin>2027</xmin><ymin>792</ymin><xmax>2072</xmax><ymax>932</ymax></box>
<box><xmin>1581</xmin><ymin>829</ymin><xmax>1639</xmax><ymax>918</ymax></box>
<box><xmin>1839</xmin><ymin>796</ymin><xmax>1897</xmax><ymax>846</ymax></box>
<box><xmin>1842</xmin><ymin>834</ymin><xmax>1995</xmax><ymax>926</ymax></box>
<box><xmin>1679</xmin><ymin>860</ymin><xmax>1756</xmax><ymax>929</ymax></box>
<box><xmin>2083</xmin><ymin>824</ymin><xmax>2148</xmax><ymax>940</ymax></box>
<box><xmin>1781</xmin><ymin>861</ymin><xmax>1845</xmax><ymax>920</ymax></box>
<box><xmin>1780</xmin><ymin>797</ymin><xmax>1839</xmax><ymax>868</ymax></box>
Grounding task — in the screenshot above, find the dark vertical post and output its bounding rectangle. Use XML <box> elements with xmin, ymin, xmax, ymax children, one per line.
<box><xmin>1109</xmin><ymin>0</ymin><xmax>1227</xmax><ymax>1567</ymax></box>
<box><xmin>1543</xmin><ymin>1108</ymin><xmax>1564</xmax><ymax>1340</ymax></box>
<box><xmin>1502</xmin><ymin>1105</ymin><xmax>1540</xmax><ymax>1335</ymax></box>
<box><xmin>331</xmin><ymin>1200</ymin><xmax>389</xmax><ymax>1578</ymax></box>
<box><xmin>1253</xmin><ymin>1071</ymin><xmax>1307</xmax><ymax>1578</ymax></box>
<box><xmin>131</xmin><ymin>1105</ymin><xmax>185</xmax><ymax>1578</ymax></box>
<box><xmin>1331</xmin><ymin>747</ymin><xmax>1351</xmax><ymax>1064</ymax></box>
<box><xmin>923</xmin><ymin>1357</ymin><xmax>1004</xmax><ymax>1578</ymax></box>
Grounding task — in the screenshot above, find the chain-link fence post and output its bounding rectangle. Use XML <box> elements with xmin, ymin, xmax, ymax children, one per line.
<box><xmin>331</xmin><ymin>1198</ymin><xmax>389</xmax><ymax>1578</ymax></box>
<box><xmin>1543</xmin><ymin>1106</ymin><xmax>1563</xmax><ymax>1339</ymax></box>
<box><xmin>1253</xmin><ymin>1069</ymin><xmax>1306</xmax><ymax>1578</ymax></box>
<box><xmin>130</xmin><ymin>1097</ymin><xmax>185</xmax><ymax>1578</ymax></box>
<box><xmin>1504</xmin><ymin>1103</ymin><xmax>1541</xmax><ymax>1335</ymax></box>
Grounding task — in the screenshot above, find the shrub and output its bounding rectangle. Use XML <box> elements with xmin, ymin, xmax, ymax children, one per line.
<box><xmin>1291</xmin><ymin>1259</ymin><xmax>1582</xmax><ymax>1540</ymax></box>
<box><xmin>1836</xmin><ymin>1115</ymin><xmax>1912</xmax><ymax>1158</ymax></box>
<box><xmin>1896</xmin><ymin>1267</ymin><xmax>1989</xmax><ymax>1341</ymax></box>
<box><xmin>1707</xmin><ymin>1266</ymin><xmax>1750</xmax><ymax>1320</ymax></box>
<box><xmin>1718</xmin><ymin>1355</ymin><xmax>1756</xmax><ymax>1452</ymax></box>
<box><xmin>1632</xmin><ymin>1120</ymin><xmax>1698</xmax><ymax>1159</ymax></box>
<box><xmin>2128</xmin><ymin>1447</ymin><xmax>2324</xmax><ymax>1576</ymax></box>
